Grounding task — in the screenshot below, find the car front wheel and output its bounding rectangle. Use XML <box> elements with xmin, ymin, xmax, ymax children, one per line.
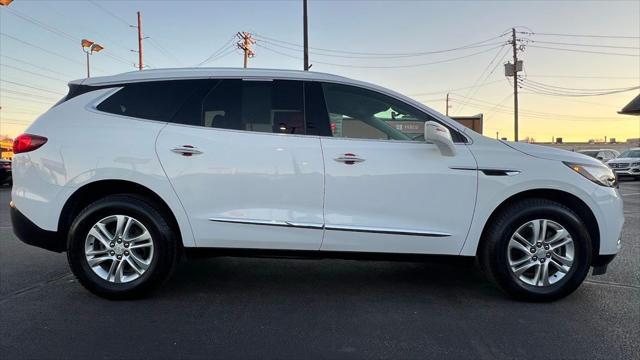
<box><xmin>480</xmin><ymin>198</ymin><xmax>592</xmax><ymax>302</ymax></box>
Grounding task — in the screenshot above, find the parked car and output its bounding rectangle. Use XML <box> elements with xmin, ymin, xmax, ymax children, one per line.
<box><xmin>10</xmin><ymin>68</ymin><xmax>623</xmax><ymax>301</ymax></box>
<box><xmin>577</xmin><ymin>149</ymin><xmax>619</xmax><ymax>162</ymax></box>
<box><xmin>0</xmin><ymin>159</ymin><xmax>11</xmax><ymax>186</ymax></box>
<box><xmin>606</xmin><ymin>148</ymin><xmax>640</xmax><ymax>179</ymax></box>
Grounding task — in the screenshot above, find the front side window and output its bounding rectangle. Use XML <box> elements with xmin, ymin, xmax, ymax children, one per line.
<box><xmin>320</xmin><ymin>83</ymin><xmax>431</xmax><ymax>141</ymax></box>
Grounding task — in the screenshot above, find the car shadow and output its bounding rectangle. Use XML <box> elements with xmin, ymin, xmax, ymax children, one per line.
<box><xmin>158</xmin><ymin>255</ymin><xmax>504</xmax><ymax>301</ymax></box>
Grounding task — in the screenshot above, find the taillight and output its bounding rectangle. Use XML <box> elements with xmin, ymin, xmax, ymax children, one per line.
<box><xmin>13</xmin><ymin>134</ymin><xmax>48</xmax><ymax>154</ymax></box>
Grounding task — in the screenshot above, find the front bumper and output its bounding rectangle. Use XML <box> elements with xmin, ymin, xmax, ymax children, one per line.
<box><xmin>612</xmin><ymin>167</ymin><xmax>640</xmax><ymax>176</ymax></box>
<box><xmin>592</xmin><ymin>253</ymin><xmax>617</xmax><ymax>275</ymax></box>
<box><xmin>10</xmin><ymin>203</ymin><xmax>65</xmax><ymax>252</ymax></box>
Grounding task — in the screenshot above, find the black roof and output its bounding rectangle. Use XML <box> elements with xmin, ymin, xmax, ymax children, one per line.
<box><xmin>619</xmin><ymin>94</ymin><xmax>640</xmax><ymax>115</ymax></box>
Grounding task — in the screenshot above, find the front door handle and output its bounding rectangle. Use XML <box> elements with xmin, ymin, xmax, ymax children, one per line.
<box><xmin>334</xmin><ymin>153</ymin><xmax>365</xmax><ymax>165</ymax></box>
<box><xmin>171</xmin><ymin>145</ymin><xmax>203</xmax><ymax>156</ymax></box>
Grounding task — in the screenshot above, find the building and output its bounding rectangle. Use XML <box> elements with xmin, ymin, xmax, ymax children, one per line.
<box><xmin>619</xmin><ymin>94</ymin><xmax>640</xmax><ymax>115</ymax></box>
<box><xmin>450</xmin><ymin>114</ymin><xmax>483</xmax><ymax>134</ymax></box>
<box><xmin>0</xmin><ymin>136</ymin><xmax>13</xmax><ymax>160</ymax></box>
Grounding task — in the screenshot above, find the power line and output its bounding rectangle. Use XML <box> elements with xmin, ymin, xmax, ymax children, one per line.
<box><xmin>531</xmin><ymin>40</ymin><xmax>640</xmax><ymax>50</ymax></box>
<box><xmin>456</xmin><ymin>44</ymin><xmax>510</xmax><ymax>113</ymax></box>
<box><xmin>519</xmin><ymin>79</ymin><xmax>640</xmax><ymax>96</ymax></box>
<box><xmin>522</xmin><ymin>78</ymin><xmax>638</xmax><ymax>92</ymax></box>
<box><xmin>4</xmin><ymin>7</ymin><xmax>131</xmax><ymax>66</ymax></box>
<box><xmin>0</xmin><ymin>80</ymin><xmax>65</xmax><ymax>96</ymax></box>
<box><xmin>0</xmin><ymin>94</ymin><xmax>56</xmax><ymax>105</ymax></box>
<box><xmin>1</xmin><ymin>32</ymin><xmax>87</xmax><ymax>67</ymax></box>
<box><xmin>1</xmin><ymin>63</ymin><xmax>70</xmax><ymax>83</ymax></box>
<box><xmin>0</xmin><ymin>89</ymin><xmax>60</xmax><ymax>101</ymax></box>
<box><xmin>256</xmin><ymin>36</ymin><xmax>508</xmax><ymax>59</ymax></box>
<box><xmin>88</xmin><ymin>0</ymin><xmax>132</xmax><ymax>27</ymax></box>
<box><xmin>257</xmin><ymin>43</ymin><xmax>505</xmax><ymax>69</ymax></box>
<box><xmin>253</xmin><ymin>31</ymin><xmax>510</xmax><ymax>56</ymax></box>
<box><xmin>1</xmin><ymin>55</ymin><xmax>77</xmax><ymax>79</ymax></box>
<box><xmin>528</xmin><ymin>45</ymin><xmax>639</xmax><ymax>57</ymax></box>
<box><xmin>147</xmin><ymin>37</ymin><xmax>183</xmax><ymax>66</ymax></box>
<box><xmin>518</xmin><ymin>31</ymin><xmax>640</xmax><ymax>39</ymax></box>
<box><xmin>408</xmin><ymin>79</ymin><xmax>504</xmax><ymax>96</ymax></box>
<box><xmin>196</xmin><ymin>35</ymin><xmax>237</xmax><ymax>66</ymax></box>
<box><xmin>527</xmin><ymin>74</ymin><xmax>639</xmax><ymax>79</ymax></box>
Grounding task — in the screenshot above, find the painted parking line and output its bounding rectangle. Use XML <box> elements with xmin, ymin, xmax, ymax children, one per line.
<box><xmin>620</xmin><ymin>192</ymin><xmax>640</xmax><ymax>197</ymax></box>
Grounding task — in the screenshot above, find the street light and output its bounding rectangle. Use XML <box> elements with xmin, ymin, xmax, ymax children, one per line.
<box><xmin>81</xmin><ymin>39</ymin><xmax>104</xmax><ymax>78</ymax></box>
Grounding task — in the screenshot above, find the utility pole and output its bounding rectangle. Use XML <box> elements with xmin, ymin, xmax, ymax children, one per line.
<box><xmin>303</xmin><ymin>0</ymin><xmax>309</xmax><ymax>71</ymax></box>
<box><xmin>446</xmin><ymin>93</ymin><xmax>450</xmax><ymax>116</ymax></box>
<box><xmin>511</xmin><ymin>28</ymin><xmax>519</xmax><ymax>142</ymax></box>
<box><xmin>137</xmin><ymin>11</ymin><xmax>143</xmax><ymax>70</ymax></box>
<box><xmin>237</xmin><ymin>32</ymin><xmax>255</xmax><ymax>68</ymax></box>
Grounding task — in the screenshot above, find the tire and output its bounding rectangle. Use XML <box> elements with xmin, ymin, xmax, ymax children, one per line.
<box><xmin>67</xmin><ymin>194</ymin><xmax>178</xmax><ymax>299</ymax></box>
<box><xmin>480</xmin><ymin>198</ymin><xmax>592</xmax><ymax>302</ymax></box>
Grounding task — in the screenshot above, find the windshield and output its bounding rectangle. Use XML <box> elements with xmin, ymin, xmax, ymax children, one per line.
<box><xmin>579</xmin><ymin>150</ymin><xmax>599</xmax><ymax>157</ymax></box>
<box><xmin>618</xmin><ymin>150</ymin><xmax>640</xmax><ymax>158</ymax></box>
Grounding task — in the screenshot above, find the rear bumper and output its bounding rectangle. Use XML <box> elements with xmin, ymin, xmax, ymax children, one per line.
<box><xmin>10</xmin><ymin>203</ymin><xmax>65</xmax><ymax>252</ymax></box>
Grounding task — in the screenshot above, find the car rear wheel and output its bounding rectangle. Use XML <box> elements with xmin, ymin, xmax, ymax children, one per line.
<box><xmin>67</xmin><ymin>194</ymin><xmax>178</xmax><ymax>299</ymax></box>
<box><xmin>480</xmin><ymin>198</ymin><xmax>592</xmax><ymax>302</ymax></box>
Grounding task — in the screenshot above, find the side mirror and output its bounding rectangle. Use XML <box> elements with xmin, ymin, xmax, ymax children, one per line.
<box><xmin>424</xmin><ymin>121</ymin><xmax>456</xmax><ymax>156</ymax></box>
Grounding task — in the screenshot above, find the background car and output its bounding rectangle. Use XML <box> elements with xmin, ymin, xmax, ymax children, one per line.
<box><xmin>606</xmin><ymin>148</ymin><xmax>640</xmax><ymax>179</ymax></box>
<box><xmin>577</xmin><ymin>149</ymin><xmax>620</xmax><ymax>162</ymax></box>
<box><xmin>0</xmin><ymin>159</ymin><xmax>11</xmax><ymax>186</ymax></box>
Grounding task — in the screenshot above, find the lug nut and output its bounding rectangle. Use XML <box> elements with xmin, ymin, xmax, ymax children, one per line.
<box><xmin>124</xmin><ymin>250</ymin><xmax>129</xmax><ymax>256</ymax></box>
<box><xmin>532</xmin><ymin>256</ymin><xmax>538</xmax><ymax>261</ymax></box>
<box><xmin>536</xmin><ymin>242</ymin><xmax>542</xmax><ymax>247</ymax></box>
<box><xmin>117</xmin><ymin>255</ymin><xmax>122</xmax><ymax>260</ymax></box>
<box><xmin>540</xmin><ymin>258</ymin><xmax>546</xmax><ymax>263</ymax></box>
<box><xmin>124</xmin><ymin>242</ymin><xmax>129</xmax><ymax>248</ymax></box>
<box><xmin>109</xmin><ymin>251</ymin><xmax>115</xmax><ymax>256</ymax></box>
<box><xmin>117</xmin><ymin>239</ymin><xmax>122</xmax><ymax>244</ymax></box>
<box><xmin>546</xmin><ymin>252</ymin><xmax>551</xmax><ymax>258</ymax></box>
<box><xmin>544</xmin><ymin>244</ymin><xmax>550</xmax><ymax>250</ymax></box>
<box><xmin>530</xmin><ymin>247</ymin><xmax>536</xmax><ymax>253</ymax></box>
<box><xmin>110</xmin><ymin>242</ymin><xmax>115</xmax><ymax>247</ymax></box>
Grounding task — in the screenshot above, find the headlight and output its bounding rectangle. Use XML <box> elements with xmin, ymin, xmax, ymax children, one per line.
<box><xmin>564</xmin><ymin>162</ymin><xmax>617</xmax><ymax>187</ymax></box>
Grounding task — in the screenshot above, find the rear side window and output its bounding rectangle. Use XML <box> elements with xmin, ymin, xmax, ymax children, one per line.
<box><xmin>97</xmin><ymin>80</ymin><xmax>207</xmax><ymax>121</ymax></box>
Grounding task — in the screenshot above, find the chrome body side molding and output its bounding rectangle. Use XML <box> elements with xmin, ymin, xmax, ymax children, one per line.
<box><xmin>324</xmin><ymin>224</ymin><xmax>451</xmax><ymax>237</ymax></box>
<box><xmin>208</xmin><ymin>218</ymin><xmax>451</xmax><ymax>237</ymax></box>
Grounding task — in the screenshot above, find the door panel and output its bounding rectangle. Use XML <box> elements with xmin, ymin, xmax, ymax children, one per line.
<box><xmin>320</xmin><ymin>138</ymin><xmax>478</xmax><ymax>254</ymax></box>
<box><xmin>157</xmin><ymin>128</ymin><xmax>324</xmax><ymax>250</ymax></box>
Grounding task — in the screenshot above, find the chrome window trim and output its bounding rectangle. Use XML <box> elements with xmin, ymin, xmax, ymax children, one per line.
<box><xmin>84</xmin><ymin>76</ymin><xmax>469</xmax><ymax>144</ymax></box>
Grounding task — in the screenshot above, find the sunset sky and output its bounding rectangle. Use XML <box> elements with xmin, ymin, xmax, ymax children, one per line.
<box><xmin>1</xmin><ymin>0</ymin><xmax>639</xmax><ymax>142</ymax></box>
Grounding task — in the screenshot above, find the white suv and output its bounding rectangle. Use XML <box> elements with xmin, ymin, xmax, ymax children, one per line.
<box><xmin>10</xmin><ymin>68</ymin><xmax>624</xmax><ymax>301</ymax></box>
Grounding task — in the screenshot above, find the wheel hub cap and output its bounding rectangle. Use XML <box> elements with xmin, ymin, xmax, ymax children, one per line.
<box><xmin>507</xmin><ymin>219</ymin><xmax>575</xmax><ymax>287</ymax></box>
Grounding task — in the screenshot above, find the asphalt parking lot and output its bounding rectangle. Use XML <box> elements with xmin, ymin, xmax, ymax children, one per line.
<box><xmin>1</xmin><ymin>181</ymin><xmax>638</xmax><ymax>359</ymax></box>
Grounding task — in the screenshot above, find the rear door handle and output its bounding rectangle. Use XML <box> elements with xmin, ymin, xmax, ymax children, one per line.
<box><xmin>334</xmin><ymin>153</ymin><xmax>365</xmax><ymax>165</ymax></box>
<box><xmin>171</xmin><ymin>145</ymin><xmax>203</xmax><ymax>156</ymax></box>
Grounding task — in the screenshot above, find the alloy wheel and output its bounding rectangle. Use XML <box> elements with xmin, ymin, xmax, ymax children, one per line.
<box><xmin>84</xmin><ymin>215</ymin><xmax>154</xmax><ymax>283</ymax></box>
<box><xmin>507</xmin><ymin>219</ymin><xmax>575</xmax><ymax>287</ymax></box>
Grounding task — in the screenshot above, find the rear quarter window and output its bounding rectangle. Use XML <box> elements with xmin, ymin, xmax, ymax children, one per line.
<box><xmin>96</xmin><ymin>80</ymin><xmax>208</xmax><ymax>121</ymax></box>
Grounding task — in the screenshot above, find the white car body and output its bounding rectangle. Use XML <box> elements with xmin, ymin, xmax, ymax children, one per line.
<box><xmin>11</xmin><ymin>68</ymin><xmax>623</xmax><ymax>272</ymax></box>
